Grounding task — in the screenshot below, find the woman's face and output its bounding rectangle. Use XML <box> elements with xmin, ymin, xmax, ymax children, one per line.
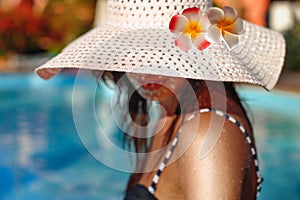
<box><xmin>126</xmin><ymin>73</ymin><xmax>188</xmax><ymax>101</ymax></box>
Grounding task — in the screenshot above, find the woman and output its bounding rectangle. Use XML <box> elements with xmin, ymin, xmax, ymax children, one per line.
<box><xmin>35</xmin><ymin>0</ymin><xmax>285</xmax><ymax>199</ymax></box>
<box><xmin>97</xmin><ymin>71</ymin><xmax>261</xmax><ymax>199</ymax></box>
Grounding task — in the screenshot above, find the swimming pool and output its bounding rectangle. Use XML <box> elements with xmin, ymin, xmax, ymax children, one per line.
<box><xmin>0</xmin><ymin>73</ymin><xmax>299</xmax><ymax>200</ymax></box>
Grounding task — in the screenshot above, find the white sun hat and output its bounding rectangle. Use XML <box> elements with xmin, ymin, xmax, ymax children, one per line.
<box><xmin>35</xmin><ymin>0</ymin><xmax>286</xmax><ymax>90</ymax></box>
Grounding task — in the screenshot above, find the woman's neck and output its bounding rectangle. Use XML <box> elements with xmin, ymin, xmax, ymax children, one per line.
<box><xmin>158</xmin><ymin>93</ymin><xmax>180</xmax><ymax>116</ymax></box>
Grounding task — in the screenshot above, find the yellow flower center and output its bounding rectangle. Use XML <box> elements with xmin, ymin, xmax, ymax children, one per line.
<box><xmin>184</xmin><ymin>21</ymin><xmax>202</xmax><ymax>40</ymax></box>
<box><xmin>217</xmin><ymin>18</ymin><xmax>233</xmax><ymax>32</ymax></box>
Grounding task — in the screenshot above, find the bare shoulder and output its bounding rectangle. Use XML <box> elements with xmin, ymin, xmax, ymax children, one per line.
<box><xmin>173</xmin><ymin>111</ymin><xmax>255</xmax><ymax>199</ymax></box>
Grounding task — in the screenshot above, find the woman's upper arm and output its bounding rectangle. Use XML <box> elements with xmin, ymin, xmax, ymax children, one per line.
<box><xmin>176</xmin><ymin>113</ymin><xmax>250</xmax><ymax>200</ymax></box>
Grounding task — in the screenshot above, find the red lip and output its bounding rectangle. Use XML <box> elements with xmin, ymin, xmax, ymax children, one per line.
<box><xmin>141</xmin><ymin>83</ymin><xmax>162</xmax><ymax>91</ymax></box>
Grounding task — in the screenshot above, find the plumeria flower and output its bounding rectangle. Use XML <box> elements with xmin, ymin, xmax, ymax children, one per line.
<box><xmin>169</xmin><ymin>7</ymin><xmax>211</xmax><ymax>51</ymax></box>
<box><xmin>205</xmin><ymin>6</ymin><xmax>244</xmax><ymax>50</ymax></box>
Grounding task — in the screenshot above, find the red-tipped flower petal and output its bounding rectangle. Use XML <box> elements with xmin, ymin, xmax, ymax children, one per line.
<box><xmin>192</xmin><ymin>32</ymin><xmax>210</xmax><ymax>50</ymax></box>
<box><xmin>182</xmin><ymin>7</ymin><xmax>202</xmax><ymax>22</ymax></box>
<box><xmin>169</xmin><ymin>14</ymin><xmax>189</xmax><ymax>33</ymax></box>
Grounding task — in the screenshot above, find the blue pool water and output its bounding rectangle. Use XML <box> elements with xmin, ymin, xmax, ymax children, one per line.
<box><xmin>0</xmin><ymin>73</ymin><xmax>300</xmax><ymax>200</ymax></box>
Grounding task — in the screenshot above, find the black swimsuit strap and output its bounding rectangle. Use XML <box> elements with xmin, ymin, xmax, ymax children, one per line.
<box><xmin>147</xmin><ymin>108</ymin><xmax>263</xmax><ymax>198</ymax></box>
<box><xmin>147</xmin><ymin>124</ymin><xmax>182</xmax><ymax>194</ymax></box>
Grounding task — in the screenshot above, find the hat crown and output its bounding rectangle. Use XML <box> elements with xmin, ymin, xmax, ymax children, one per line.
<box><xmin>106</xmin><ymin>0</ymin><xmax>212</xmax><ymax>28</ymax></box>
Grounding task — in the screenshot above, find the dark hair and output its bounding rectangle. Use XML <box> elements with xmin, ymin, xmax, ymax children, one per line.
<box><xmin>93</xmin><ymin>70</ymin><xmax>253</xmax><ymax>191</ymax></box>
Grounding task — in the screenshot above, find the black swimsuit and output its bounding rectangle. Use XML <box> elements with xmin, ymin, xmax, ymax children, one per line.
<box><xmin>124</xmin><ymin>108</ymin><xmax>263</xmax><ymax>200</ymax></box>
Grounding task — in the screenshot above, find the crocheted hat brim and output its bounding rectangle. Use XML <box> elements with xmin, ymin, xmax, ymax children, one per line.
<box><xmin>35</xmin><ymin>21</ymin><xmax>285</xmax><ymax>90</ymax></box>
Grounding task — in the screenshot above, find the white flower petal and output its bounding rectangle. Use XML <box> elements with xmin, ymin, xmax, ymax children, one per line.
<box><xmin>206</xmin><ymin>7</ymin><xmax>225</xmax><ymax>24</ymax></box>
<box><xmin>223</xmin><ymin>31</ymin><xmax>239</xmax><ymax>50</ymax></box>
<box><xmin>182</xmin><ymin>7</ymin><xmax>202</xmax><ymax>22</ymax></box>
<box><xmin>192</xmin><ymin>32</ymin><xmax>210</xmax><ymax>50</ymax></box>
<box><xmin>199</xmin><ymin>14</ymin><xmax>211</xmax><ymax>31</ymax></box>
<box><xmin>223</xmin><ymin>18</ymin><xmax>244</xmax><ymax>34</ymax></box>
<box><xmin>169</xmin><ymin>14</ymin><xmax>189</xmax><ymax>33</ymax></box>
<box><xmin>175</xmin><ymin>33</ymin><xmax>192</xmax><ymax>51</ymax></box>
<box><xmin>205</xmin><ymin>25</ymin><xmax>222</xmax><ymax>43</ymax></box>
<box><xmin>223</xmin><ymin>6</ymin><xmax>238</xmax><ymax>25</ymax></box>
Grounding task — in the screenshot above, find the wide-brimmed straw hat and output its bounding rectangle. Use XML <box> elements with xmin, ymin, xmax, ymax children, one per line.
<box><xmin>35</xmin><ymin>0</ymin><xmax>286</xmax><ymax>90</ymax></box>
